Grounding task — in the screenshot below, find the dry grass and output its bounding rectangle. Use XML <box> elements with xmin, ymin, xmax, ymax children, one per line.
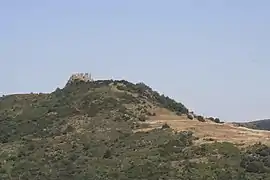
<box><xmin>136</xmin><ymin>108</ymin><xmax>270</xmax><ymax>147</ymax></box>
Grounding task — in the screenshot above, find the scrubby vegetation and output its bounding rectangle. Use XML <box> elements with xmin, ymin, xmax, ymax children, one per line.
<box><xmin>236</xmin><ymin>119</ymin><xmax>270</xmax><ymax>131</ymax></box>
<box><xmin>0</xmin><ymin>79</ymin><xmax>269</xmax><ymax>179</ymax></box>
<box><xmin>114</xmin><ymin>80</ymin><xmax>189</xmax><ymax>115</ymax></box>
<box><xmin>208</xmin><ymin>117</ymin><xmax>221</xmax><ymax>123</ymax></box>
<box><xmin>196</xmin><ymin>115</ymin><xmax>205</xmax><ymax>122</ymax></box>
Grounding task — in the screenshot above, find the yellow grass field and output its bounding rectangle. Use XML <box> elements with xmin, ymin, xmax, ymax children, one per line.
<box><xmin>136</xmin><ymin>108</ymin><xmax>270</xmax><ymax>146</ymax></box>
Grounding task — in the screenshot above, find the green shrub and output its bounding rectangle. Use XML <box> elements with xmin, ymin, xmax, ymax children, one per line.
<box><xmin>197</xmin><ymin>116</ymin><xmax>205</xmax><ymax>122</ymax></box>
<box><xmin>138</xmin><ymin>115</ymin><xmax>147</xmax><ymax>122</ymax></box>
<box><xmin>161</xmin><ymin>123</ymin><xmax>170</xmax><ymax>129</ymax></box>
<box><xmin>187</xmin><ymin>114</ymin><xmax>194</xmax><ymax>120</ymax></box>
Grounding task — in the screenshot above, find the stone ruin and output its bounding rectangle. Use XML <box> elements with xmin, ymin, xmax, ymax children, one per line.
<box><xmin>67</xmin><ymin>73</ymin><xmax>93</xmax><ymax>85</ymax></box>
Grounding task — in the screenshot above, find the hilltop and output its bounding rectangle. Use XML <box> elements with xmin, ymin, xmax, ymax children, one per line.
<box><xmin>1</xmin><ymin>76</ymin><xmax>270</xmax><ymax>179</ymax></box>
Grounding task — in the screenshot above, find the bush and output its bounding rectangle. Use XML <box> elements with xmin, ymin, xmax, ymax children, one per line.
<box><xmin>204</xmin><ymin>138</ymin><xmax>215</xmax><ymax>141</ymax></box>
<box><xmin>161</xmin><ymin>123</ymin><xmax>170</xmax><ymax>129</ymax></box>
<box><xmin>214</xmin><ymin>118</ymin><xmax>221</xmax><ymax>123</ymax></box>
<box><xmin>208</xmin><ymin>117</ymin><xmax>221</xmax><ymax>123</ymax></box>
<box><xmin>187</xmin><ymin>114</ymin><xmax>194</xmax><ymax>120</ymax></box>
<box><xmin>197</xmin><ymin>116</ymin><xmax>205</xmax><ymax>122</ymax></box>
<box><xmin>138</xmin><ymin>115</ymin><xmax>147</xmax><ymax>122</ymax></box>
<box><xmin>246</xmin><ymin>161</ymin><xmax>266</xmax><ymax>173</ymax></box>
<box><xmin>103</xmin><ymin>149</ymin><xmax>112</xmax><ymax>159</ymax></box>
<box><xmin>208</xmin><ymin>117</ymin><xmax>215</xmax><ymax>121</ymax></box>
<box><xmin>146</xmin><ymin>112</ymin><xmax>156</xmax><ymax>116</ymax></box>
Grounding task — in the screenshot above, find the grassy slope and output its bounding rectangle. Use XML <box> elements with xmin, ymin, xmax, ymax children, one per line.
<box><xmin>0</xmin><ymin>80</ymin><xmax>270</xmax><ymax>179</ymax></box>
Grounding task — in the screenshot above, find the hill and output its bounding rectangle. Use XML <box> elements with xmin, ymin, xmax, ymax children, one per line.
<box><xmin>1</xmin><ymin>77</ymin><xmax>270</xmax><ymax>179</ymax></box>
<box><xmin>234</xmin><ymin>119</ymin><xmax>270</xmax><ymax>131</ymax></box>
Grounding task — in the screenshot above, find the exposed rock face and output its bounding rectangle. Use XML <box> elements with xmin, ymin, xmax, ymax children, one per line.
<box><xmin>67</xmin><ymin>73</ymin><xmax>93</xmax><ymax>84</ymax></box>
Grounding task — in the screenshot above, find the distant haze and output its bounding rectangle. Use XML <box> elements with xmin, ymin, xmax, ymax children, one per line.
<box><xmin>1</xmin><ymin>1</ymin><xmax>270</xmax><ymax>122</ymax></box>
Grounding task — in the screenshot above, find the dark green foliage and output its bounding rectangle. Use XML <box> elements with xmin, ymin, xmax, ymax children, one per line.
<box><xmin>197</xmin><ymin>115</ymin><xmax>205</xmax><ymax>122</ymax></box>
<box><xmin>240</xmin><ymin>143</ymin><xmax>270</xmax><ymax>173</ymax></box>
<box><xmin>236</xmin><ymin>119</ymin><xmax>270</xmax><ymax>131</ymax></box>
<box><xmin>115</xmin><ymin>80</ymin><xmax>189</xmax><ymax>115</ymax></box>
<box><xmin>1</xmin><ymin>79</ymin><xmax>270</xmax><ymax>179</ymax></box>
<box><xmin>146</xmin><ymin>111</ymin><xmax>156</xmax><ymax>116</ymax></box>
<box><xmin>161</xmin><ymin>123</ymin><xmax>170</xmax><ymax>129</ymax></box>
<box><xmin>138</xmin><ymin>115</ymin><xmax>147</xmax><ymax>122</ymax></box>
<box><xmin>187</xmin><ymin>114</ymin><xmax>194</xmax><ymax>120</ymax></box>
<box><xmin>208</xmin><ymin>117</ymin><xmax>222</xmax><ymax>123</ymax></box>
<box><xmin>154</xmin><ymin>94</ymin><xmax>188</xmax><ymax>115</ymax></box>
<box><xmin>214</xmin><ymin>118</ymin><xmax>221</xmax><ymax>123</ymax></box>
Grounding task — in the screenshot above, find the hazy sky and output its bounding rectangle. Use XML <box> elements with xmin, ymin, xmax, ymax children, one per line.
<box><xmin>1</xmin><ymin>1</ymin><xmax>270</xmax><ymax>122</ymax></box>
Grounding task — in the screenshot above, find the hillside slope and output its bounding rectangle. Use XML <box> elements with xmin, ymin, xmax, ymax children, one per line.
<box><xmin>1</xmin><ymin>79</ymin><xmax>270</xmax><ymax>179</ymax></box>
<box><xmin>138</xmin><ymin>115</ymin><xmax>270</xmax><ymax>147</ymax></box>
<box><xmin>235</xmin><ymin>119</ymin><xmax>270</xmax><ymax>131</ymax></box>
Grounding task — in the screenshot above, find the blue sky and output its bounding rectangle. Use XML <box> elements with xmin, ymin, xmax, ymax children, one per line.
<box><xmin>1</xmin><ymin>0</ymin><xmax>270</xmax><ymax>122</ymax></box>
